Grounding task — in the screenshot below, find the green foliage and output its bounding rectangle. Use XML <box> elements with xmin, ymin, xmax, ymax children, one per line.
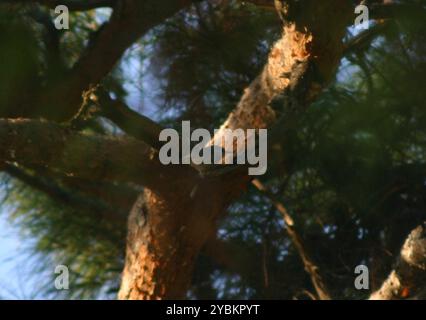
<box><xmin>1</xmin><ymin>175</ymin><xmax>124</xmax><ymax>299</ymax></box>
<box><xmin>149</xmin><ymin>1</ymin><xmax>279</xmax><ymax>128</ymax></box>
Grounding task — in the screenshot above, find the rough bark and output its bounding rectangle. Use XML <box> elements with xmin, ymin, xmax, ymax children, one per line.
<box><xmin>370</xmin><ymin>223</ymin><xmax>426</xmax><ymax>300</ymax></box>
<box><xmin>118</xmin><ymin>190</ymin><xmax>199</xmax><ymax>299</ymax></box>
<box><xmin>0</xmin><ymin>119</ymin><xmax>192</xmax><ymax>188</ymax></box>
<box><xmin>211</xmin><ymin>0</ymin><xmax>351</xmax><ymax>153</ymax></box>
<box><xmin>118</xmin><ymin>175</ymin><xmax>248</xmax><ymax>299</ymax></box>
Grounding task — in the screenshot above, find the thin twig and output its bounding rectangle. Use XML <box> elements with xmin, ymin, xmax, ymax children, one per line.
<box><xmin>252</xmin><ymin>178</ymin><xmax>332</xmax><ymax>300</ymax></box>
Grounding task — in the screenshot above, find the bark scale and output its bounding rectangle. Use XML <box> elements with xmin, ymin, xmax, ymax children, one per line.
<box><xmin>370</xmin><ymin>223</ymin><xmax>426</xmax><ymax>300</ymax></box>
<box><xmin>118</xmin><ymin>175</ymin><xmax>248</xmax><ymax>299</ymax></box>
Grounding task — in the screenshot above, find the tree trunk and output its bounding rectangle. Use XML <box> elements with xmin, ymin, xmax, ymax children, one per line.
<box><xmin>118</xmin><ymin>175</ymin><xmax>248</xmax><ymax>299</ymax></box>
<box><xmin>118</xmin><ymin>189</ymin><xmax>197</xmax><ymax>299</ymax></box>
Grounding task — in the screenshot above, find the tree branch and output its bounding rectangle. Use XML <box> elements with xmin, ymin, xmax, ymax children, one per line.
<box><xmin>370</xmin><ymin>222</ymin><xmax>426</xmax><ymax>300</ymax></box>
<box><xmin>35</xmin><ymin>0</ymin><xmax>197</xmax><ymax>121</ymax></box>
<box><xmin>94</xmin><ymin>88</ymin><xmax>164</xmax><ymax>149</ymax></box>
<box><xmin>210</xmin><ymin>0</ymin><xmax>352</xmax><ymax>159</ymax></box>
<box><xmin>24</xmin><ymin>163</ymin><xmax>139</xmax><ymax>213</ymax></box>
<box><xmin>252</xmin><ymin>178</ymin><xmax>332</xmax><ymax>300</ymax></box>
<box><xmin>27</xmin><ymin>6</ymin><xmax>65</xmax><ymax>81</ymax></box>
<box><xmin>59</xmin><ymin>174</ymin><xmax>139</xmax><ymax>212</ymax></box>
<box><xmin>3</xmin><ymin>163</ymin><xmax>128</xmax><ymax>224</ymax></box>
<box><xmin>0</xmin><ymin>119</ymin><xmax>192</xmax><ymax>189</ymax></box>
<box><xmin>343</xmin><ymin>21</ymin><xmax>390</xmax><ymax>56</ymax></box>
